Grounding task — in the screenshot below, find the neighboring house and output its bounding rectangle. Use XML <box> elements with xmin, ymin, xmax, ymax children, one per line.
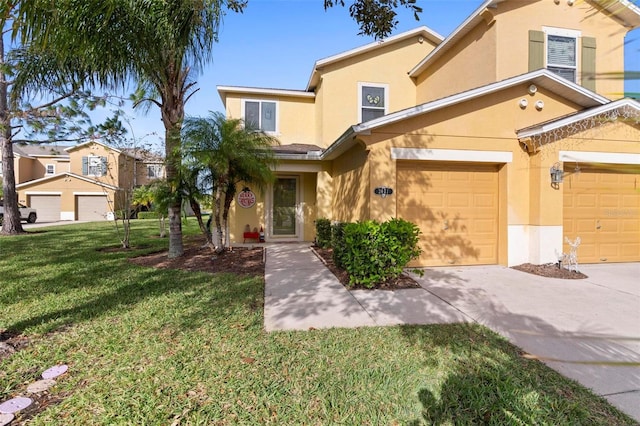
<box><xmin>14</xmin><ymin>141</ymin><xmax>165</xmax><ymax>222</ymax></box>
<box><xmin>221</xmin><ymin>0</ymin><xmax>640</xmax><ymax>267</ymax></box>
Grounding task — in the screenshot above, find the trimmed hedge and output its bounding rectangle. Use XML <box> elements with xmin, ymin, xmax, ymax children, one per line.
<box><xmin>137</xmin><ymin>211</ymin><xmax>161</xmax><ymax>220</ymax></box>
<box><xmin>314</xmin><ymin>218</ymin><xmax>332</xmax><ymax>248</ymax></box>
<box><xmin>332</xmin><ymin>218</ymin><xmax>422</xmax><ymax>288</ymax></box>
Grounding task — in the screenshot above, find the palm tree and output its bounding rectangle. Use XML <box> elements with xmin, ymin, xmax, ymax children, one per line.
<box><xmin>16</xmin><ymin>0</ymin><xmax>244</xmax><ymax>256</ymax></box>
<box><xmin>181</xmin><ymin>112</ymin><xmax>278</xmax><ymax>253</ymax></box>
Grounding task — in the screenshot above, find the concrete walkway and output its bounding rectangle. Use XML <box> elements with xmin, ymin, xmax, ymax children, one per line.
<box><xmin>263</xmin><ymin>243</ymin><xmax>640</xmax><ymax>422</ymax></box>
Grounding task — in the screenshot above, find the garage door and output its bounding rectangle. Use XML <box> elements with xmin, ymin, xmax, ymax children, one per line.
<box><xmin>563</xmin><ymin>164</ymin><xmax>639</xmax><ymax>263</ymax></box>
<box><xmin>397</xmin><ymin>162</ymin><xmax>500</xmax><ymax>266</ymax></box>
<box><xmin>76</xmin><ymin>195</ymin><xmax>110</xmax><ymax>221</ymax></box>
<box><xmin>28</xmin><ymin>195</ymin><xmax>61</xmax><ymax>222</ymax></box>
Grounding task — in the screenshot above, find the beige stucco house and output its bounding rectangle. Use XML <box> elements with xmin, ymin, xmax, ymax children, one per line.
<box><xmin>9</xmin><ymin>141</ymin><xmax>164</xmax><ymax>222</ymax></box>
<box><xmin>219</xmin><ymin>0</ymin><xmax>640</xmax><ymax>266</ymax></box>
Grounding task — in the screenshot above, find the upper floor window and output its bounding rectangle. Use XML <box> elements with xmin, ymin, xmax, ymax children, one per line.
<box><xmin>359</xmin><ymin>83</ymin><xmax>388</xmax><ymax>123</ymax></box>
<box><xmin>46</xmin><ymin>164</ymin><xmax>55</xmax><ymax>175</ymax></box>
<box><xmin>82</xmin><ymin>155</ymin><xmax>107</xmax><ymax>177</ymax></box>
<box><xmin>544</xmin><ymin>27</ymin><xmax>580</xmax><ymax>83</ymax></box>
<box><xmin>147</xmin><ymin>164</ymin><xmax>163</xmax><ymax>179</ymax></box>
<box><xmin>243</xmin><ymin>100</ymin><xmax>277</xmax><ymax>133</ymax></box>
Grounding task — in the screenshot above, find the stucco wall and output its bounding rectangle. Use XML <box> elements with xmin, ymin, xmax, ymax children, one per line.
<box><xmin>318</xmin><ymin>36</ymin><xmax>434</xmax><ymax>146</ymax></box>
<box><xmin>416</xmin><ymin>19</ymin><xmax>498</xmax><ymax>103</ymax></box>
<box><xmin>224</xmin><ymin>94</ymin><xmax>316</xmax><ymax>146</ymax></box>
<box><xmin>495</xmin><ymin>0</ymin><xmax>628</xmax><ymax>98</ymax></box>
<box><xmin>331</xmin><ymin>143</ymin><xmax>370</xmax><ymax>223</ymax></box>
<box><xmin>415</xmin><ymin>0</ymin><xmax>631</xmax><ymax>104</ymax></box>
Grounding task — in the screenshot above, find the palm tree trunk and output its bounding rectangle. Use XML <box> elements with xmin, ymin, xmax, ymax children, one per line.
<box><xmin>0</xmin><ymin>36</ymin><xmax>25</xmax><ymax>235</ymax></box>
<box><xmin>213</xmin><ymin>184</ymin><xmax>224</xmax><ymax>253</ymax></box>
<box><xmin>161</xmin><ymin>83</ymin><xmax>184</xmax><ymax>258</ymax></box>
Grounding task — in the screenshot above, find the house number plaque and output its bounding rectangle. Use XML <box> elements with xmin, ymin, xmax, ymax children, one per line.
<box><xmin>374</xmin><ymin>187</ymin><xmax>394</xmax><ymax>198</ymax></box>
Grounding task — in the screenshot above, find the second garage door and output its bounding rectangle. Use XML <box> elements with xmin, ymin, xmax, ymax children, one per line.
<box><xmin>397</xmin><ymin>162</ymin><xmax>500</xmax><ymax>266</ymax></box>
<box><xmin>28</xmin><ymin>195</ymin><xmax>61</xmax><ymax>222</ymax></box>
<box><xmin>563</xmin><ymin>164</ymin><xmax>639</xmax><ymax>263</ymax></box>
<box><xmin>76</xmin><ymin>195</ymin><xmax>110</xmax><ymax>221</ymax></box>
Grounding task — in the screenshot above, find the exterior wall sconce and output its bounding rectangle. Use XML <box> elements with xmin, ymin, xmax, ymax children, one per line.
<box><xmin>550</xmin><ymin>163</ymin><xmax>564</xmax><ymax>184</ymax></box>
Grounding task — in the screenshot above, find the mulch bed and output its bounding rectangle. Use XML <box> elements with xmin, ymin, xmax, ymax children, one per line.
<box><xmin>311</xmin><ymin>246</ymin><xmax>421</xmax><ymax>290</ymax></box>
<box><xmin>511</xmin><ymin>263</ymin><xmax>588</xmax><ymax>279</ymax></box>
<box><xmin>129</xmin><ymin>239</ymin><xmax>264</xmax><ymax>276</ymax></box>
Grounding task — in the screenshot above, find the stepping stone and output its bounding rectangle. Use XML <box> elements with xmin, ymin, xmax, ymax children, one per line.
<box><xmin>0</xmin><ymin>396</ymin><xmax>32</xmax><ymax>414</ymax></box>
<box><xmin>27</xmin><ymin>379</ymin><xmax>57</xmax><ymax>394</ymax></box>
<box><xmin>0</xmin><ymin>413</ymin><xmax>14</xmax><ymax>426</ymax></box>
<box><xmin>42</xmin><ymin>364</ymin><xmax>68</xmax><ymax>379</ymax></box>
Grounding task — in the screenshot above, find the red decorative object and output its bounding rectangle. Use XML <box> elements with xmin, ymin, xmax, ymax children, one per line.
<box><xmin>237</xmin><ymin>189</ymin><xmax>256</xmax><ymax>208</ymax></box>
<box><xmin>243</xmin><ymin>232</ymin><xmax>260</xmax><ymax>243</ymax></box>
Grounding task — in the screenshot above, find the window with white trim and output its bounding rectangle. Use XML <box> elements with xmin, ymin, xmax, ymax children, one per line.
<box><xmin>82</xmin><ymin>155</ymin><xmax>107</xmax><ymax>177</ymax></box>
<box><xmin>46</xmin><ymin>164</ymin><xmax>55</xmax><ymax>175</ymax></box>
<box><xmin>544</xmin><ymin>27</ymin><xmax>580</xmax><ymax>83</ymax></box>
<box><xmin>359</xmin><ymin>83</ymin><xmax>388</xmax><ymax>123</ymax></box>
<box><xmin>243</xmin><ymin>100</ymin><xmax>277</xmax><ymax>133</ymax></box>
<box><xmin>147</xmin><ymin>164</ymin><xmax>163</xmax><ymax>179</ymax></box>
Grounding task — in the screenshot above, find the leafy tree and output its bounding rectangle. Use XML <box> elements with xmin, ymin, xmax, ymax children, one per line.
<box><xmin>16</xmin><ymin>0</ymin><xmax>248</xmax><ymax>256</ymax></box>
<box><xmin>181</xmin><ymin>112</ymin><xmax>278</xmax><ymax>253</ymax></box>
<box><xmin>1</xmin><ymin>6</ymin><xmax>112</xmax><ymax>235</ymax></box>
<box><xmin>15</xmin><ymin>0</ymin><xmax>417</xmax><ymax>249</ymax></box>
<box><xmin>324</xmin><ymin>0</ymin><xmax>422</xmax><ymax>39</ymax></box>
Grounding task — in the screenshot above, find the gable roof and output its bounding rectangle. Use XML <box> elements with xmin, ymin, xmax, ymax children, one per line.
<box><xmin>217</xmin><ymin>86</ymin><xmax>315</xmax><ymax>106</ymax></box>
<box><xmin>13</xmin><ymin>144</ymin><xmax>71</xmax><ymax>158</ymax></box>
<box><xmin>306</xmin><ymin>26</ymin><xmax>443</xmax><ymax>91</ymax></box>
<box><xmin>322</xmin><ymin>69</ymin><xmax>609</xmax><ymax>160</ymax></box>
<box><xmin>15</xmin><ymin>172</ymin><xmax>120</xmax><ymax>190</ymax></box>
<box><xmin>408</xmin><ymin>0</ymin><xmax>640</xmax><ymax>78</ymax></box>
<box><xmin>517</xmin><ymin>97</ymin><xmax>640</xmax><ymax>139</ymax></box>
<box><xmin>65</xmin><ymin>140</ymin><xmax>121</xmax><ymax>154</ymax></box>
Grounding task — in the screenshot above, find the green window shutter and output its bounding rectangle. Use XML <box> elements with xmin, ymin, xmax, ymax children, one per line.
<box><xmin>82</xmin><ymin>156</ymin><xmax>88</xmax><ymax>175</ymax></box>
<box><xmin>529</xmin><ymin>30</ymin><xmax>545</xmax><ymax>71</ymax></box>
<box><xmin>581</xmin><ymin>37</ymin><xmax>596</xmax><ymax>91</ymax></box>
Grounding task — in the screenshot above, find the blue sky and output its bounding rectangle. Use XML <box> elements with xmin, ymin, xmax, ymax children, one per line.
<box><xmin>104</xmin><ymin>0</ymin><xmax>640</xmax><ymax>149</ymax></box>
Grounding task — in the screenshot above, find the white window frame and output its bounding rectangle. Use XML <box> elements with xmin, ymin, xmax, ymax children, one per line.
<box><xmin>45</xmin><ymin>164</ymin><xmax>55</xmax><ymax>175</ymax></box>
<box><xmin>542</xmin><ymin>27</ymin><xmax>581</xmax><ymax>83</ymax></box>
<box><xmin>87</xmin><ymin>155</ymin><xmax>105</xmax><ymax>177</ymax></box>
<box><xmin>358</xmin><ymin>82</ymin><xmax>389</xmax><ymax>123</ymax></box>
<box><xmin>241</xmin><ymin>99</ymin><xmax>279</xmax><ymax>135</ymax></box>
<box><xmin>147</xmin><ymin>164</ymin><xmax>163</xmax><ymax>179</ymax></box>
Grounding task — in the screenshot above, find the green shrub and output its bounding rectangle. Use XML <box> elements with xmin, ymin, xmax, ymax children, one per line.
<box><xmin>336</xmin><ymin>218</ymin><xmax>421</xmax><ymax>288</ymax></box>
<box><xmin>331</xmin><ymin>221</ymin><xmax>348</xmax><ymax>268</ymax></box>
<box><xmin>315</xmin><ymin>218</ymin><xmax>332</xmax><ymax>248</ymax></box>
<box><xmin>138</xmin><ymin>211</ymin><xmax>161</xmax><ymax>220</ymax></box>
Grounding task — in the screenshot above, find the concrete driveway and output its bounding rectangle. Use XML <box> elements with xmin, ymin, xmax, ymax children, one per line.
<box><xmin>410</xmin><ymin>263</ymin><xmax>640</xmax><ymax>422</ymax></box>
<box><xmin>264</xmin><ymin>244</ymin><xmax>639</xmax><ymax>421</ymax></box>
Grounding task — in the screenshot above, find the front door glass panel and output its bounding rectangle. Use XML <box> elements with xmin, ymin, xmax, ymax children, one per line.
<box><xmin>272</xmin><ymin>177</ymin><xmax>297</xmax><ymax>236</ymax></box>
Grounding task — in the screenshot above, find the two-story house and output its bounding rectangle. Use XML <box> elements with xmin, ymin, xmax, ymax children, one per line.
<box><xmin>11</xmin><ymin>141</ymin><xmax>164</xmax><ymax>222</ymax></box>
<box><xmin>219</xmin><ymin>0</ymin><xmax>640</xmax><ymax>267</ymax></box>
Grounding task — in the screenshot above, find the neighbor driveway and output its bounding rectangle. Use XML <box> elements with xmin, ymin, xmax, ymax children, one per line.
<box><xmin>410</xmin><ymin>263</ymin><xmax>640</xmax><ymax>422</ymax></box>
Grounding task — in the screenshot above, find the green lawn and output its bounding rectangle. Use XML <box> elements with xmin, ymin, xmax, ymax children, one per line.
<box><xmin>0</xmin><ymin>221</ymin><xmax>635</xmax><ymax>425</ymax></box>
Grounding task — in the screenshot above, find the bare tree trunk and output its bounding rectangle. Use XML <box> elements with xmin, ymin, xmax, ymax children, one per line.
<box><xmin>189</xmin><ymin>196</ymin><xmax>214</xmax><ymax>250</ymax></box>
<box><xmin>0</xmin><ymin>36</ymin><xmax>24</xmax><ymax>235</ymax></box>
<box><xmin>213</xmin><ymin>184</ymin><xmax>224</xmax><ymax>253</ymax></box>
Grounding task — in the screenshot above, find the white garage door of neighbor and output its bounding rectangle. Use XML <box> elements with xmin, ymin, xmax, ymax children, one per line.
<box><xmin>28</xmin><ymin>195</ymin><xmax>61</xmax><ymax>222</ymax></box>
<box><xmin>76</xmin><ymin>195</ymin><xmax>110</xmax><ymax>221</ymax></box>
